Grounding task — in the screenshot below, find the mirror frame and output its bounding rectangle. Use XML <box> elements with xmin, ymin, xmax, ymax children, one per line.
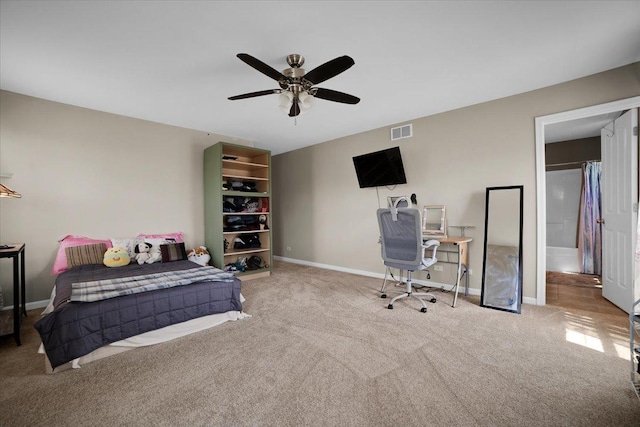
<box><xmin>480</xmin><ymin>185</ymin><xmax>523</xmax><ymax>314</ymax></box>
<box><xmin>422</xmin><ymin>205</ymin><xmax>447</xmax><ymax>238</ymax></box>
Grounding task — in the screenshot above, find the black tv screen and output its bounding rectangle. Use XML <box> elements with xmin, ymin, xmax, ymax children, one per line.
<box><xmin>352</xmin><ymin>146</ymin><xmax>407</xmax><ymax>188</ymax></box>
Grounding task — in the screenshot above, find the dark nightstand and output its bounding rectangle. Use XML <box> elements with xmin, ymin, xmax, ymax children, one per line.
<box><xmin>0</xmin><ymin>244</ymin><xmax>26</xmax><ymax>345</ymax></box>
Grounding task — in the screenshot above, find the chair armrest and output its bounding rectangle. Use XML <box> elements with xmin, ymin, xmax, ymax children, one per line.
<box><xmin>422</xmin><ymin>239</ymin><xmax>440</xmax><ymax>260</ymax></box>
<box><xmin>422</xmin><ymin>239</ymin><xmax>440</xmax><ymax>249</ymax></box>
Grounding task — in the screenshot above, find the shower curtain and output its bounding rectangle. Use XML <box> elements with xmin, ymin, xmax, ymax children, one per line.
<box><xmin>577</xmin><ymin>161</ymin><xmax>602</xmax><ymax>275</ymax></box>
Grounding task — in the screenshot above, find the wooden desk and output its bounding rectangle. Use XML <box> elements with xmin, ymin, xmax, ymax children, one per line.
<box><xmin>423</xmin><ymin>236</ymin><xmax>472</xmax><ymax>308</ymax></box>
<box><xmin>0</xmin><ymin>244</ymin><xmax>26</xmax><ymax>345</ymax></box>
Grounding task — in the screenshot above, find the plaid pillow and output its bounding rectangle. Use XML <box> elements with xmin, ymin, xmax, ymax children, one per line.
<box><xmin>160</xmin><ymin>242</ymin><xmax>187</xmax><ymax>263</ymax></box>
<box><xmin>65</xmin><ymin>243</ymin><xmax>107</xmax><ymax>269</ymax></box>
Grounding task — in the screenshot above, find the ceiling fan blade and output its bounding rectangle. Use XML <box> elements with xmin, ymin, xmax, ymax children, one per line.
<box><xmin>313</xmin><ymin>88</ymin><xmax>360</xmax><ymax>105</ymax></box>
<box><xmin>289</xmin><ymin>101</ymin><xmax>301</xmax><ymax>117</ymax></box>
<box><xmin>237</xmin><ymin>53</ymin><xmax>287</xmax><ymax>82</ymax></box>
<box><xmin>304</xmin><ymin>56</ymin><xmax>355</xmax><ymax>85</ymax></box>
<box><xmin>228</xmin><ymin>89</ymin><xmax>279</xmax><ymax>100</ymax></box>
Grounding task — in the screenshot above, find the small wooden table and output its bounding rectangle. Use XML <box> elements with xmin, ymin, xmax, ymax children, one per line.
<box><xmin>0</xmin><ymin>244</ymin><xmax>26</xmax><ymax>345</ymax></box>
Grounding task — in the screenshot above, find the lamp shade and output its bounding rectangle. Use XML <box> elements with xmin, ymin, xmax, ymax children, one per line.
<box><xmin>0</xmin><ymin>183</ymin><xmax>21</xmax><ymax>198</ymax></box>
<box><xmin>279</xmin><ymin>91</ymin><xmax>294</xmax><ymax>113</ymax></box>
<box><xmin>298</xmin><ymin>91</ymin><xmax>313</xmax><ymax>111</ymax></box>
<box><xmin>279</xmin><ymin>90</ymin><xmax>314</xmax><ymax>115</ymax></box>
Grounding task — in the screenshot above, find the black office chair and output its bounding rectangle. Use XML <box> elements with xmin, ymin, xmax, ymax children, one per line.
<box><xmin>377</xmin><ymin>206</ymin><xmax>440</xmax><ymax>312</ymax></box>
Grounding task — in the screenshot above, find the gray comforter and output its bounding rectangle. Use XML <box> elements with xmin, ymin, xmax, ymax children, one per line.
<box><xmin>34</xmin><ymin>260</ymin><xmax>242</xmax><ymax>369</ymax></box>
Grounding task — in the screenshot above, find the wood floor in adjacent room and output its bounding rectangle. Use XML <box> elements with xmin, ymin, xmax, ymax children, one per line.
<box><xmin>546</xmin><ymin>271</ymin><xmax>626</xmax><ymax>318</ymax></box>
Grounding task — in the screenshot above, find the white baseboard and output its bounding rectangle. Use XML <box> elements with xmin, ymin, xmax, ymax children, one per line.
<box><xmin>273</xmin><ymin>256</ymin><xmax>537</xmax><ymax>306</ymax></box>
<box><xmin>2</xmin><ymin>299</ymin><xmax>49</xmax><ymax>312</ymax></box>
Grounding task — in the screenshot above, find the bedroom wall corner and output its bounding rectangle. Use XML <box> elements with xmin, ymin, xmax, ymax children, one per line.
<box><xmin>0</xmin><ymin>90</ymin><xmax>252</xmax><ymax>304</ymax></box>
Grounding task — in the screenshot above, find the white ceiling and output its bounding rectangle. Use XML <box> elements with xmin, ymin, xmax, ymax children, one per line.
<box><xmin>545</xmin><ymin>112</ymin><xmax>623</xmax><ymax>143</ymax></box>
<box><xmin>1</xmin><ymin>1</ymin><xmax>639</xmax><ymax>155</ymax></box>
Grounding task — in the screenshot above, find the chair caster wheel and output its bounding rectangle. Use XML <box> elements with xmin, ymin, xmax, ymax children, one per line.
<box><xmin>388</xmin><ymin>304</ymin><xmax>393</xmax><ymax>309</ymax></box>
<box><xmin>381</xmin><ymin>294</ymin><xmax>387</xmax><ymax>299</ymax></box>
<box><xmin>420</xmin><ymin>307</ymin><xmax>427</xmax><ymax>313</ymax></box>
<box><xmin>430</xmin><ymin>298</ymin><xmax>437</xmax><ymax>303</ymax></box>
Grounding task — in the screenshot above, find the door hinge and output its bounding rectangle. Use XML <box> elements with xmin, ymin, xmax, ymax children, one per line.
<box><xmin>634</xmin><ymin>203</ymin><xmax>638</xmax><ymax>213</ymax></box>
<box><xmin>634</xmin><ymin>126</ymin><xmax>638</xmax><ymax>136</ymax></box>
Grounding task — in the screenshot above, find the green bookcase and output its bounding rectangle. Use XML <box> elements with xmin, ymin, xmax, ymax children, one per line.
<box><xmin>204</xmin><ymin>142</ymin><xmax>272</xmax><ymax>279</ymax></box>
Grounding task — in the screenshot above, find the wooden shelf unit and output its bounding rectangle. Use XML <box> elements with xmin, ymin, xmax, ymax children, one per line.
<box><xmin>204</xmin><ymin>142</ymin><xmax>271</xmax><ymax>279</ymax></box>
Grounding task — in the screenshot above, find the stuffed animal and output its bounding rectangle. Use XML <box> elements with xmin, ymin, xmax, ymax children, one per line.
<box><xmin>135</xmin><ymin>241</ymin><xmax>161</xmax><ymax>264</ymax></box>
<box><xmin>103</xmin><ymin>247</ymin><xmax>131</xmax><ymax>267</ymax></box>
<box><xmin>187</xmin><ymin>246</ymin><xmax>211</xmax><ymax>266</ymax></box>
<box><xmin>134</xmin><ymin>242</ymin><xmax>152</xmax><ymax>265</ymax></box>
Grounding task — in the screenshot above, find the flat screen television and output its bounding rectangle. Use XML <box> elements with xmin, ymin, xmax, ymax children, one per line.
<box><xmin>352</xmin><ymin>146</ymin><xmax>407</xmax><ymax>188</ymax></box>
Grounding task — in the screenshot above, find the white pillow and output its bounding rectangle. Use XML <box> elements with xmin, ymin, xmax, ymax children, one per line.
<box><xmin>110</xmin><ymin>237</ymin><xmax>143</xmax><ymax>259</ymax></box>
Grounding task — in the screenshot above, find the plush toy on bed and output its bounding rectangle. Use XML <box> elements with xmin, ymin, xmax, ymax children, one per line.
<box><xmin>103</xmin><ymin>247</ymin><xmax>131</xmax><ymax>267</ymax></box>
<box><xmin>134</xmin><ymin>241</ymin><xmax>161</xmax><ymax>264</ymax></box>
<box><xmin>187</xmin><ymin>246</ymin><xmax>211</xmax><ymax>266</ymax></box>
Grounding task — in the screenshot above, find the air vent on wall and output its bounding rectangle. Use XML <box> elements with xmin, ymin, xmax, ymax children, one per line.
<box><xmin>391</xmin><ymin>124</ymin><xmax>412</xmax><ymax>141</ymax></box>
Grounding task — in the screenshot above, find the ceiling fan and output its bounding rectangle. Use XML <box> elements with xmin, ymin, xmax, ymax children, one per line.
<box><xmin>228</xmin><ymin>53</ymin><xmax>360</xmax><ymax>117</ymax></box>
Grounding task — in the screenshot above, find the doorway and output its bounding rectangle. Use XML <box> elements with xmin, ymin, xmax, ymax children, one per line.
<box><xmin>545</xmin><ymin>136</ymin><xmax>602</xmax><ymax>311</ymax></box>
<box><xmin>535</xmin><ymin>96</ymin><xmax>640</xmax><ymax>308</ymax></box>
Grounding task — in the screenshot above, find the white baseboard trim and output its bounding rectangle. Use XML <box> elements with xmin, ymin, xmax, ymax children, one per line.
<box><xmin>274</xmin><ymin>255</ymin><xmax>475</xmax><ymax>294</ymax></box>
<box><xmin>274</xmin><ymin>256</ymin><xmax>537</xmax><ymax>306</ymax></box>
<box><xmin>2</xmin><ymin>299</ymin><xmax>49</xmax><ymax>312</ymax></box>
<box><xmin>275</xmin><ymin>255</ymin><xmax>388</xmax><ymax>281</ymax></box>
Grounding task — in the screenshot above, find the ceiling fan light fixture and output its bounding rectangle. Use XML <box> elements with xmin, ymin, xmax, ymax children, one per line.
<box><xmin>230</xmin><ymin>53</ymin><xmax>359</xmax><ymax>117</ymax></box>
<box><xmin>299</xmin><ymin>91</ymin><xmax>313</xmax><ymax>111</ymax></box>
<box><xmin>279</xmin><ymin>91</ymin><xmax>294</xmax><ymax>113</ymax></box>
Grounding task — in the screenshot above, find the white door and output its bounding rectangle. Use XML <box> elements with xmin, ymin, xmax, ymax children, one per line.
<box><xmin>601</xmin><ymin>109</ymin><xmax>638</xmax><ymax>313</ymax></box>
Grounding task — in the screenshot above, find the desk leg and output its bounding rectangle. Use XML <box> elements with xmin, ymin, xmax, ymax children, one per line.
<box><xmin>452</xmin><ymin>244</ymin><xmax>463</xmax><ymax>308</ymax></box>
<box><xmin>13</xmin><ymin>255</ymin><xmax>21</xmax><ymax>346</ymax></box>
<box><xmin>464</xmin><ymin>263</ymin><xmax>469</xmax><ymax>296</ymax></box>
<box><xmin>20</xmin><ymin>247</ymin><xmax>26</xmax><ymax>317</ymax></box>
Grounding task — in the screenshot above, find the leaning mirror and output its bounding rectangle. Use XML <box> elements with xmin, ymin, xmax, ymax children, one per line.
<box><xmin>481</xmin><ymin>186</ymin><xmax>523</xmax><ymax>313</ymax></box>
<box><xmin>422</xmin><ymin>205</ymin><xmax>447</xmax><ymax>238</ymax></box>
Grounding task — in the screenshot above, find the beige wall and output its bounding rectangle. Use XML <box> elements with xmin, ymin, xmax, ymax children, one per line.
<box><xmin>1</xmin><ymin>62</ymin><xmax>638</xmax><ymax>306</ymax></box>
<box><xmin>0</xmin><ymin>91</ymin><xmax>251</xmax><ymax>303</ymax></box>
<box><xmin>272</xmin><ymin>62</ymin><xmax>640</xmax><ymax>301</ymax></box>
<box><xmin>545</xmin><ymin>136</ymin><xmax>600</xmax><ymax>171</ymax></box>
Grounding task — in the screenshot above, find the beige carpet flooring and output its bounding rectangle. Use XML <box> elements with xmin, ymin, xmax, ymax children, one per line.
<box><xmin>1</xmin><ymin>261</ymin><xmax>639</xmax><ymax>426</ymax></box>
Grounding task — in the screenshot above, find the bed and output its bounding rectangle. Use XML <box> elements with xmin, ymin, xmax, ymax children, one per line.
<box><xmin>34</xmin><ymin>259</ymin><xmax>244</xmax><ymax>372</ymax></box>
